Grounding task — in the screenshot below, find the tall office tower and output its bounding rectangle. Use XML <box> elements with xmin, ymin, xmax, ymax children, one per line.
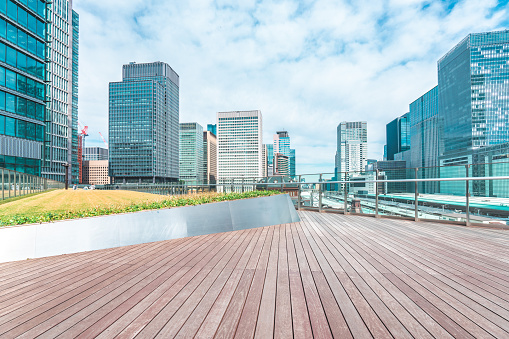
<box><xmin>274</xmin><ymin>153</ymin><xmax>289</xmax><ymax>175</ymax></box>
<box><xmin>41</xmin><ymin>1</ymin><xmax>79</xmax><ymax>184</ymax></box>
<box><xmin>0</xmin><ymin>1</ymin><xmax>48</xmax><ymax>175</ymax></box>
<box><xmin>335</xmin><ymin>121</ymin><xmax>367</xmax><ymax>177</ymax></box>
<box><xmin>217</xmin><ymin>110</ymin><xmax>263</xmax><ymax>182</ymax></box>
<box><xmin>109</xmin><ymin>61</ymin><xmax>179</xmax><ymax>183</ymax></box>
<box><xmin>203</xmin><ymin>130</ymin><xmax>217</xmax><ymax>183</ymax></box>
<box><xmin>179</xmin><ymin>122</ymin><xmax>203</xmax><ymax>184</ymax></box>
<box><xmin>409</xmin><ymin>86</ymin><xmax>440</xmax><ymax>193</ymax></box>
<box><xmin>289</xmin><ymin>148</ymin><xmax>296</xmax><ymax>176</ymax></box>
<box><xmin>273</xmin><ymin>131</ymin><xmax>290</xmax><ymax>156</ymax></box>
<box><xmin>261</xmin><ymin>144</ymin><xmax>267</xmax><ymax>177</ymax></box>
<box><xmin>207</xmin><ymin>124</ymin><xmax>216</xmax><ymax>136</ymax></box>
<box><xmin>83</xmin><ymin>147</ymin><xmax>108</xmax><ymax>161</ymax></box>
<box><xmin>438</xmin><ymin>30</ymin><xmax>509</xmax><ymax>157</ymax></box>
<box><xmin>385</xmin><ymin>113</ymin><xmax>410</xmax><ymax>161</ymax></box>
<box><xmin>266</xmin><ymin>143</ymin><xmax>273</xmax><ymax>176</ymax></box>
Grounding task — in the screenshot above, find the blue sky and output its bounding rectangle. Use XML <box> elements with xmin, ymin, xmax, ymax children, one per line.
<box><xmin>75</xmin><ymin>0</ymin><xmax>509</xmax><ymax>174</ymax></box>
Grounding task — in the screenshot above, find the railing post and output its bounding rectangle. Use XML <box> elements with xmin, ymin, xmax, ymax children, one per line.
<box><xmin>318</xmin><ymin>174</ymin><xmax>323</xmax><ymax>212</ymax></box>
<box><xmin>344</xmin><ymin>172</ymin><xmax>348</xmax><ymax>215</ymax></box>
<box><xmin>414</xmin><ymin>168</ymin><xmax>419</xmax><ymax>222</ymax></box>
<box><xmin>466</xmin><ymin>164</ymin><xmax>471</xmax><ymax>226</ymax></box>
<box><xmin>375</xmin><ymin>169</ymin><xmax>379</xmax><ymax>218</ymax></box>
<box><xmin>13</xmin><ymin>172</ymin><xmax>17</xmax><ymax>197</ymax></box>
<box><xmin>241</xmin><ymin>178</ymin><xmax>244</xmax><ymax>193</ymax></box>
<box><xmin>297</xmin><ymin>175</ymin><xmax>301</xmax><ymax>210</ymax></box>
<box><xmin>1</xmin><ymin>168</ymin><xmax>3</xmax><ymax>200</ymax></box>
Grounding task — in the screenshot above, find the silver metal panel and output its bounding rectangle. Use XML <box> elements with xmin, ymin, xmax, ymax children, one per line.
<box><xmin>0</xmin><ymin>194</ymin><xmax>299</xmax><ymax>263</ymax></box>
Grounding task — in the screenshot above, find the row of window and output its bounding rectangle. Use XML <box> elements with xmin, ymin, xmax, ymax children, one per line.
<box><xmin>0</xmin><ymin>66</ymin><xmax>44</xmax><ymax>99</ymax></box>
<box><xmin>0</xmin><ymin>114</ymin><xmax>44</xmax><ymax>141</ymax></box>
<box><xmin>0</xmin><ymin>154</ymin><xmax>41</xmax><ymax>176</ymax></box>
<box><xmin>0</xmin><ymin>89</ymin><xmax>44</xmax><ymax>120</ymax></box>
<box><xmin>0</xmin><ymin>41</ymin><xmax>45</xmax><ymax>80</ymax></box>
<box><xmin>1</xmin><ymin>0</ymin><xmax>45</xmax><ymax>20</ymax></box>
<box><xmin>1</xmin><ymin>18</ymin><xmax>45</xmax><ymax>59</ymax></box>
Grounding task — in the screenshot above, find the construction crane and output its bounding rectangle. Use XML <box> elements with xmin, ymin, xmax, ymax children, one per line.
<box><xmin>77</xmin><ymin>121</ymin><xmax>88</xmax><ymax>184</ymax></box>
<box><xmin>99</xmin><ymin>132</ymin><xmax>108</xmax><ymax>148</ymax></box>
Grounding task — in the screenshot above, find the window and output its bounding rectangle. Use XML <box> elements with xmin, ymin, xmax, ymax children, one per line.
<box><xmin>6</xmin><ymin>23</ymin><xmax>16</xmax><ymax>44</ymax></box>
<box><xmin>17</xmin><ymin>96</ymin><xmax>26</xmax><ymax>116</ymax></box>
<box><xmin>27</xmin><ymin>35</ymin><xmax>36</xmax><ymax>55</ymax></box>
<box><xmin>0</xmin><ymin>0</ymin><xmax>5</xmax><ymax>15</ymax></box>
<box><xmin>6</xmin><ymin>1</ymin><xmax>16</xmax><ymax>21</ymax></box>
<box><xmin>0</xmin><ymin>44</ymin><xmax>4</xmax><ymax>62</ymax></box>
<box><xmin>27</xmin><ymin>99</ymin><xmax>35</xmax><ymax>119</ymax></box>
<box><xmin>0</xmin><ymin>92</ymin><xmax>4</xmax><ymax>111</ymax></box>
<box><xmin>17</xmin><ymin>74</ymin><xmax>26</xmax><ymax>94</ymax></box>
<box><xmin>0</xmin><ymin>115</ymin><xmax>4</xmax><ymax>134</ymax></box>
<box><xmin>5</xmin><ymin>93</ymin><xmax>14</xmax><ymax>113</ymax></box>
<box><xmin>18</xmin><ymin>30</ymin><xmax>27</xmax><ymax>51</ymax></box>
<box><xmin>17</xmin><ymin>52</ymin><xmax>26</xmax><ymax>72</ymax></box>
<box><xmin>26</xmin><ymin>121</ymin><xmax>35</xmax><ymax>140</ymax></box>
<box><xmin>36</xmin><ymin>61</ymin><xmax>43</xmax><ymax>78</ymax></box>
<box><xmin>26</xmin><ymin>56</ymin><xmax>36</xmax><ymax>75</ymax></box>
<box><xmin>6</xmin><ymin>46</ymin><xmax>16</xmax><ymax>66</ymax></box>
<box><xmin>27</xmin><ymin>13</ymin><xmax>36</xmax><ymax>34</ymax></box>
<box><xmin>0</xmin><ymin>18</ymin><xmax>5</xmax><ymax>39</ymax></box>
<box><xmin>18</xmin><ymin>7</ymin><xmax>27</xmax><ymax>28</ymax></box>
<box><xmin>35</xmin><ymin>81</ymin><xmax>43</xmax><ymax>100</ymax></box>
<box><xmin>27</xmin><ymin>0</ymin><xmax>37</xmax><ymax>13</ymax></box>
<box><xmin>5</xmin><ymin>68</ymin><xmax>15</xmax><ymax>90</ymax></box>
<box><xmin>0</xmin><ymin>66</ymin><xmax>4</xmax><ymax>87</ymax></box>
<box><xmin>5</xmin><ymin>116</ymin><xmax>15</xmax><ymax>136</ymax></box>
<box><xmin>34</xmin><ymin>102</ymin><xmax>43</xmax><ymax>120</ymax></box>
<box><xmin>36</xmin><ymin>40</ymin><xmax>44</xmax><ymax>58</ymax></box>
<box><xmin>36</xmin><ymin>124</ymin><xmax>43</xmax><ymax>141</ymax></box>
<box><xmin>36</xmin><ymin>19</ymin><xmax>44</xmax><ymax>39</ymax></box>
<box><xmin>17</xmin><ymin>119</ymin><xmax>26</xmax><ymax>138</ymax></box>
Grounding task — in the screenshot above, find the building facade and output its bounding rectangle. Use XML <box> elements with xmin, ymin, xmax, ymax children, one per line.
<box><xmin>42</xmin><ymin>0</ymin><xmax>79</xmax><ymax>184</ymax></box>
<box><xmin>0</xmin><ymin>0</ymin><xmax>49</xmax><ymax>176</ymax></box>
<box><xmin>179</xmin><ymin>122</ymin><xmax>203</xmax><ymax>184</ymax></box>
<box><xmin>274</xmin><ymin>153</ymin><xmax>289</xmax><ymax>175</ymax></box>
<box><xmin>438</xmin><ymin>30</ymin><xmax>509</xmax><ymax>157</ymax></box>
<box><xmin>109</xmin><ymin>61</ymin><xmax>179</xmax><ymax>183</ymax></box>
<box><xmin>207</xmin><ymin>123</ymin><xmax>216</xmax><ymax>136</ymax></box>
<box><xmin>385</xmin><ymin>113</ymin><xmax>410</xmax><ymax>161</ymax></box>
<box><xmin>83</xmin><ymin>146</ymin><xmax>108</xmax><ymax>161</ymax></box>
<box><xmin>203</xmin><ymin>130</ymin><xmax>217</xmax><ymax>183</ymax></box>
<box><xmin>289</xmin><ymin>148</ymin><xmax>296</xmax><ymax>176</ymax></box>
<box><xmin>217</xmin><ymin>110</ymin><xmax>263</xmax><ymax>183</ymax></box>
<box><xmin>335</xmin><ymin>121</ymin><xmax>367</xmax><ymax>176</ymax></box>
<box><xmin>82</xmin><ymin>160</ymin><xmax>110</xmax><ymax>185</ymax></box>
<box><xmin>266</xmin><ymin>143</ymin><xmax>273</xmax><ymax>176</ymax></box>
<box><xmin>409</xmin><ymin>86</ymin><xmax>441</xmax><ymax>193</ymax></box>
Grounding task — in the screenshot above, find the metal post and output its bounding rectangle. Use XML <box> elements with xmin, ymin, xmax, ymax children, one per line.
<box><xmin>297</xmin><ymin>175</ymin><xmax>301</xmax><ymax>210</ymax></box>
<box><xmin>466</xmin><ymin>164</ymin><xmax>471</xmax><ymax>226</ymax></box>
<box><xmin>344</xmin><ymin>172</ymin><xmax>348</xmax><ymax>215</ymax></box>
<box><xmin>414</xmin><ymin>168</ymin><xmax>419</xmax><ymax>222</ymax></box>
<box><xmin>318</xmin><ymin>174</ymin><xmax>323</xmax><ymax>212</ymax></box>
<box><xmin>375</xmin><ymin>169</ymin><xmax>379</xmax><ymax>218</ymax></box>
<box><xmin>1</xmin><ymin>168</ymin><xmax>3</xmax><ymax>200</ymax></box>
<box><xmin>13</xmin><ymin>171</ymin><xmax>16</xmax><ymax>197</ymax></box>
<box><xmin>241</xmin><ymin>178</ymin><xmax>244</xmax><ymax>193</ymax></box>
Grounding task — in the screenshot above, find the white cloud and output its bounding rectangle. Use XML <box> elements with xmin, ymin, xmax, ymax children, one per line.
<box><xmin>75</xmin><ymin>0</ymin><xmax>509</xmax><ymax>173</ymax></box>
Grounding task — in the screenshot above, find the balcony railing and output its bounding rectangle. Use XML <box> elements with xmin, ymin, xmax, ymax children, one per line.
<box><xmin>0</xmin><ymin>167</ymin><xmax>65</xmax><ymax>200</ymax></box>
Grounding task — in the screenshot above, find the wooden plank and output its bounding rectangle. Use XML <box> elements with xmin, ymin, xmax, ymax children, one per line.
<box><xmin>274</xmin><ymin>224</ymin><xmax>293</xmax><ymax>339</ymax></box>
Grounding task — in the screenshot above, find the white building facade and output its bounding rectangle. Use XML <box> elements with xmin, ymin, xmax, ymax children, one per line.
<box><xmin>335</xmin><ymin>121</ymin><xmax>368</xmax><ymax>177</ymax></box>
<box><xmin>217</xmin><ymin>110</ymin><xmax>263</xmax><ymax>189</ymax></box>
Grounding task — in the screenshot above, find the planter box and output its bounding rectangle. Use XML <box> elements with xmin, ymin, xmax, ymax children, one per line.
<box><xmin>0</xmin><ymin>194</ymin><xmax>299</xmax><ymax>263</ymax></box>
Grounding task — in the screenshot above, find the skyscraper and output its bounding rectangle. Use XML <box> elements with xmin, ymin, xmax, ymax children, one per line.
<box><xmin>385</xmin><ymin>113</ymin><xmax>410</xmax><ymax>161</ymax></box>
<box><xmin>0</xmin><ymin>1</ymin><xmax>48</xmax><ymax>176</ymax></box>
<box><xmin>109</xmin><ymin>61</ymin><xmax>179</xmax><ymax>183</ymax></box>
<box><xmin>335</xmin><ymin>121</ymin><xmax>367</xmax><ymax>176</ymax></box>
<box><xmin>203</xmin><ymin>130</ymin><xmax>217</xmax><ymax>183</ymax></box>
<box><xmin>217</xmin><ymin>110</ymin><xmax>263</xmax><ymax>182</ymax></box>
<box><xmin>438</xmin><ymin>30</ymin><xmax>509</xmax><ymax>156</ymax></box>
<box><xmin>273</xmin><ymin>131</ymin><xmax>290</xmax><ymax>156</ymax></box>
<box><xmin>266</xmin><ymin>143</ymin><xmax>274</xmax><ymax>176</ymax></box>
<box><xmin>179</xmin><ymin>122</ymin><xmax>203</xmax><ymax>184</ymax></box>
<box><xmin>289</xmin><ymin>148</ymin><xmax>296</xmax><ymax>176</ymax></box>
<box><xmin>207</xmin><ymin>124</ymin><xmax>216</xmax><ymax>136</ymax></box>
<box><xmin>42</xmin><ymin>0</ymin><xmax>79</xmax><ymax>184</ymax></box>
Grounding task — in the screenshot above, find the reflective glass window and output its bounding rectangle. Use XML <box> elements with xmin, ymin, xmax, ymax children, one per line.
<box><xmin>36</xmin><ymin>124</ymin><xmax>43</xmax><ymax>141</ymax></box>
<box><xmin>26</xmin><ymin>56</ymin><xmax>36</xmax><ymax>75</ymax></box>
<box><xmin>27</xmin><ymin>13</ymin><xmax>36</xmax><ymax>34</ymax></box>
<box><xmin>27</xmin><ymin>0</ymin><xmax>36</xmax><ymax>13</ymax></box>
<box><xmin>6</xmin><ymin>23</ymin><xmax>16</xmax><ymax>44</ymax></box>
<box><xmin>5</xmin><ymin>92</ymin><xmax>14</xmax><ymax>112</ymax></box>
<box><xmin>26</xmin><ymin>77</ymin><xmax>35</xmax><ymax>96</ymax></box>
<box><xmin>17</xmin><ymin>119</ymin><xmax>26</xmax><ymax>138</ymax></box>
<box><xmin>6</xmin><ymin>46</ymin><xmax>16</xmax><ymax>66</ymax></box>
<box><xmin>27</xmin><ymin>99</ymin><xmax>35</xmax><ymax>118</ymax></box>
<box><xmin>37</xmin><ymin>0</ymin><xmax>44</xmax><ymax>18</ymax></box>
<box><xmin>0</xmin><ymin>43</ymin><xmax>4</xmax><ymax>62</ymax></box>
<box><xmin>35</xmin><ymin>81</ymin><xmax>43</xmax><ymax>100</ymax></box>
<box><xmin>17</xmin><ymin>52</ymin><xmax>26</xmax><ymax>72</ymax></box>
<box><xmin>36</xmin><ymin>61</ymin><xmax>43</xmax><ymax>78</ymax></box>
<box><xmin>6</xmin><ymin>1</ymin><xmax>16</xmax><ymax>21</ymax></box>
<box><xmin>0</xmin><ymin>1</ymin><xmax>5</xmax><ymax>15</ymax></box>
<box><xmin>36</xmin><ymin>40</ymin><xmax>44</xmax><ymax>58</ymax></box>
<box><xmin>26</xmin><ymin>121</ymin><xmax>35</xmax><ymax>140</ymax></box>
<box><xmin>0</xmin><ymin>91</ymin><xmax>5</xmax><ymax>110</ymax></box>
<box><xmin>36</xmin><ymin>19</ymin><xmax>44</xmax><ymax>38</ymax></box>
<box><xmin>18</xmin><ymin>30</ymin><xmax>27</xmax><ymax>51</ymax></box>
<box><xmin>0</xmin><ymin>18</ymin><xmax>5</xmax><ymax>39</ymax></box>
<box><xmin>17</xmin><ymin>96</ymin><xmax>27</xmax><ymax>116</ymax></box>
<box><xmin>0</xmin><ymin>115</ymin><xmax>4</xmax><ymax>134</ymax></box>
<box><xmin>0</xmin><ymin>66</ymin><xmax>4</xmax><ymax>87</ymax></box>
<box><xmin>18</xmin><ymin>7</ymin><xmax>27</xmax><ymax>27</ymax></box>
<box><xmin>5</xmin><ymin>116</ymin><xmax>15</xmax><ymax>136</ymax></box>
<box><xmin>5</xmin><ymin>68</ymin><xmax>15</xmax><ymax>90</ymax></box>
<box><xmin>17</xmin><ymin>74</ymin><xmax>27</xmax><ymax>94</ymax></box>
<box><xmin>34</xmin><ymin>102</ymin><xmax>42</xmax><ymax>120</ymax></box>
<box><xmin>27</xmin><ymin>35</ymin><xmax>36</xmax><ymax>55</ymax></box>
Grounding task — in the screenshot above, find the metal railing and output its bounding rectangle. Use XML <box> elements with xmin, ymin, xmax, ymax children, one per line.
<box><xmin>0</xmin><ymin>167</ymin><xmax>65</xmax><ymax>201</ymax></box>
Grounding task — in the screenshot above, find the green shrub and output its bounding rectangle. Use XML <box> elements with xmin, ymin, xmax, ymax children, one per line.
<box><xmin>0</xmin><ymin>190</ymin><xmax>281</xmax><ymax>226</ymax></box>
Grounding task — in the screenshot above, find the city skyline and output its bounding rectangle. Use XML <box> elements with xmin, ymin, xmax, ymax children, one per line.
<box><xmin>75</xmin><ymin>0</ymin><xmax>509</xmax><ymax>174</ymax></box>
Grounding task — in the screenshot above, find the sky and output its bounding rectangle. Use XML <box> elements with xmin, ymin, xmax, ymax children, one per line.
<box><xmin>74</xmin><ymin>0</ymin><xmax>509</xmax><ymax>174</ymax></box>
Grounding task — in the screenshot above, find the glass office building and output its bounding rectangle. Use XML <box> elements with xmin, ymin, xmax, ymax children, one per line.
<box><xmin>179</xmin><ymin>122</ymin><xmax>203</xmax><ymax>184</ymax></box>
<box><xmin>335</xmin><ymin>121</ymin><xmax>367</xmax><ymax>176</ymax></box>
<box><xmin>385</xmin><ymin>112</ymin><xmax>410</xmax><ymax>161</ymax></box>
<box><xmin>109</xmin><ymin>61</ymin><xmax>179</xmax><ymax>183</ymax></box>
<box><xmin>409</xmin><ymin>86</ymin><xmax>440</xmax><ymax>193</ymax></box>
<box><xmin>438</xmin><ymin>30</ymin><xmax>509</xmax><ymax>155</ymax></box>
<box><xmin>290</xmin><ymin>148</ymin><xmax>296</xmax><ymax>176</ymax></box>
<box><xmin>266</xmin><ymin>143</ymin><xmax>273</xmax><ymax>175</ymax></box>
<box><xmin>0</xmin><ymin>0</ymin><xmax>48</xmax><ymax>175</ymax></box>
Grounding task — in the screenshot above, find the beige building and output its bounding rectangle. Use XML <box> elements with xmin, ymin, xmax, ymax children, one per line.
<box><xmin>82</xmin><ymin>160</ymin><xmax>111</xmax><ymax>185</ymax></box>
<box><xmin>203</xmin><ymin>131</ymin><xmax>217</xmax><ymax>183</ymax></box>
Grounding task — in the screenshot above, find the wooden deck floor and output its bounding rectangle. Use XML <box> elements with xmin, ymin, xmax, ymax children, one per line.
<box><xmin>1</xmin><ymin>211</ymin><xmax>509</xmax><ymax>338</ymax></box>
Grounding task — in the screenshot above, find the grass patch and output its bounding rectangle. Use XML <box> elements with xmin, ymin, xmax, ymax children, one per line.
<box><xmin>0</xmin><ymin>189</ymin><xmax>58</xmax><ymax>206</ymax></box>
<box><xmin>0</xmin><ymin>189</ymin><xmax>281</xmax><ymax>226</ymax></box>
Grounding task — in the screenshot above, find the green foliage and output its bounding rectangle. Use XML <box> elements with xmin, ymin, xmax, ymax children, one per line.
<box><xmin>0</xmin><ymin>190</ymin><xmax>281</xmax><ymax>227</ymax></box>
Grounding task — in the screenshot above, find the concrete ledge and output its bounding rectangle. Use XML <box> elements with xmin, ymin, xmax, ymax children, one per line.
<box><xmin>0</xmin><ymin>194</ymin><xmax>299</xmax><ymax>263</ymax></box>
